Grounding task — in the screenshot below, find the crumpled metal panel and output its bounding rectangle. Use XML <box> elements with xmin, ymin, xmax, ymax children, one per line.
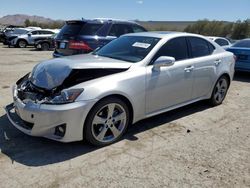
<box><xmin>30</xmin><ymin>54</ymin><xmax>132</xmax><ymax>90</ymax></box>
<box><xmin>30</xmin><ymin>60</ymin><xmax>72</xmax><ymax>90</ymax></box>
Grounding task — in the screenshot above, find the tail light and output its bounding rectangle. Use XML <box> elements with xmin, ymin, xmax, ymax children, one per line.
<box><xmin>68</xmin><ymin>40</ymin><xmax>92</xmax><ymax>51</ymax></box>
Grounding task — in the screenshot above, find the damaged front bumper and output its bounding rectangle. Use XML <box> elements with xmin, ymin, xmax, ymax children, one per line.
<box><xmin>5</xmin><ymin>85</ymin><xmax>97</xmax><ymax>142</ymax></box>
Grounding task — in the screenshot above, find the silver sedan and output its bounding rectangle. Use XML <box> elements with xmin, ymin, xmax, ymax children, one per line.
<box><xmin>5</xmin><ymin>32</ymin><xmax>235</xmax><ymax>146</ymax></box>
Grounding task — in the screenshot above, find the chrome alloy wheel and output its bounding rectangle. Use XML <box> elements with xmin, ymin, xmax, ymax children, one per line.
<box><xmin>91</xmin><ymin>103</ymin><xmax>127</xmax><ymax>143</ymax></box>
<box><xmin>213</xmin><ymin>78</ymin><xmax>228</xmax><ymax>103</ymax></box>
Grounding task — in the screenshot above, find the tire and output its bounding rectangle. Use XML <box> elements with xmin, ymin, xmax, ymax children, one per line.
<box><xmin>17</xmin><ymin>40</ymin><xmax>27</xmax><ymax>48</ymax></box>
<box><xmin>84</xmin><ymin>97</ymin><xmax>130</xmax><ymax>146</ymax></box>
<box><xmin>209</xmin><ymin>76</ymin><xmax>229</xmax><ymax>106</ymax></box>
<box><xmin>41</xmin><ymin>42</ymin><xmax>50</xmax><ymax>51</ymax></box>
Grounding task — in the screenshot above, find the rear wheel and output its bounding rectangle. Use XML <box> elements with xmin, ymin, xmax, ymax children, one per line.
<box><xmin>41</xmin><ymin>42</ymin><xmax>50</xmax><ymax>51</ymax></box>
<box><xmin>17</xmin><ymin>40</ymin><xmax>27</xmax><ymax>48</ymax></box>
<box><xmin>209</xmin><ymin>76</ymin><xmax>229</xmax><ymax>106</ymax></box>
<box><xmin>84</xmin><ymin>97</ymin><xmax>130</xmax><ymax>146</ymax></box>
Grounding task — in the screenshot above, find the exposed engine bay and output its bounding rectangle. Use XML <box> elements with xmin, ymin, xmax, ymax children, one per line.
<box><xmin>16</xmin><ymin>68</ymin><xmax>127</xmax><ymax>104</ymax></box>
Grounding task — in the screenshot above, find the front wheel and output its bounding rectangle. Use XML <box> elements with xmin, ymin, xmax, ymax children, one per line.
<box><xmin>209</xmin><ymin>76</ymin><xmax>229</xmax><ymax>106</ymax></box>
<box><xmin>84</xmin><ymin>97</ymin><xmax>130</xmax><ymax>146</ymax></box>
<box><xmin>17</xmin><ymin>40</ymin><xmax>27</xmax><ymax>48</ymax></box>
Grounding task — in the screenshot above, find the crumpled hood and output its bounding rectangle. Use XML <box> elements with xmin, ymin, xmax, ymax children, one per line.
<box><xmin>30</xmin><ymin>54</ymin><xmax>132</xmax><ymax>90</ymax></box>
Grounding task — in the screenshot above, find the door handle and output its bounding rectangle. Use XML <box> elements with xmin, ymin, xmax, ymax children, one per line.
<box><xmin>214</xmin><ymin>59</ymin><xmax>222</xmax><ymax>66</ymax></box>
<box><xmin>184</xmin><ymin>65</ymin><xmax>194</xmax><ymax>72</ymax></box>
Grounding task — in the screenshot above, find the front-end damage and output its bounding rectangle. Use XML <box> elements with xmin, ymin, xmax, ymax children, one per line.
<box><xmin>5</xmin><ymin>66</ymin><xmax>128</xmax><ymax>142</ymax></box>
<box><xmin>16</xmin><ymin>68</ymin><xmax>128</xmax><ymax>105</ymax></box>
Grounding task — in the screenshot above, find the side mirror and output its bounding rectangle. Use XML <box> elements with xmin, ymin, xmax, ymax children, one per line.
<box><xmin>153</xmin><ymin>56</ymin><xmax>175</xmax><ymax>70</ymax></box>
<box><xmin>27</xmin><ymin>33</ymin><xmax>31</xmax><ymax>37</ymax></box>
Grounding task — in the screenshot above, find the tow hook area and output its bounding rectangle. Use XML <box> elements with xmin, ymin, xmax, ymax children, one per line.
<box><xmin>4</xmin><ymin>103</ymin><xmax>34</xmax><ymax>131</ymax></box>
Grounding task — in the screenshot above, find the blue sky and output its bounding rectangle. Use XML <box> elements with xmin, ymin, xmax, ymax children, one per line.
<box><xmin>0</xmin><ymin>0</ymin><xmax>249</xmax><ymax>21</ymax></box>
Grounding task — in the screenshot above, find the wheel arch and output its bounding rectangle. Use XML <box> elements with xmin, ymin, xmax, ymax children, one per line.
<box><xmin>218</xmin><ymin>72</ymin><xmax>231</xmax><ymax>87</ymax></box>
<box><xmin>16</xmin><ymin>38</ymin><xmax>28</xmax><ymax>46</ymax></box>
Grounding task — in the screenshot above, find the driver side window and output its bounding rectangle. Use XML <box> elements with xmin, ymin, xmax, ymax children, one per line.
<box><xmin>31</xmin><ymin>31</ymin><xmax>38</xmax><ymax>35</ymax></box>
<box><xmin>152</xmin><ymin>37</ymin><xmax>189</xmax><ymax>63</ymax></box>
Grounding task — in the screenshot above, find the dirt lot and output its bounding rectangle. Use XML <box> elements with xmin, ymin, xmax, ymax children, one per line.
<box><xmin>0</xmin><ymin>43</ymin><xmax>249</xmax><ymax>188</ymax></box>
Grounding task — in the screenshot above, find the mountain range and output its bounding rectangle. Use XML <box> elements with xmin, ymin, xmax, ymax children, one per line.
<box><xmin>0</xmin><ymin>14</ymin><xmax>195</xmax><ymax>31</ymax></box>
<box><xmin>0</xmin><ymin>14</ymin><xmax>61</xmax><ymax>26</ymax></box>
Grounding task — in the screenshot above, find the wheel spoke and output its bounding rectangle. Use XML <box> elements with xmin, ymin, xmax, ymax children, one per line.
<box><xmin>216</xmin><ymin>83</ymin><xmax>220</xmax><ymax>91</ymax></box>
<box><xmin>221</xmin><ymin>79</ymin><xmax>227</xmax><ymax>88</ymax></box>
<box><xmin>113</xmin><ymin>112</ymin><xmax>126</xmax><ymax>123</ymax></box>
<box><xmin>97</xmin><ymin>126</ymin><xmax>108</xmax><ymax>140</ymax></box>
<box><xmin>214</xmin><ymin>92</ymin><xmax>219</xmax><ymax>101</ymax></box>
<box><xmin>93</xmin><ymin>115</ymin><xmax>106</xmax><ymax>125</ymax></box>
<box><xmin>107</xmin><ymin>104</ymin><xmax>115</xmax><ymax>118</ymax></box>
<box><xmin>110</xmin><ymin>125</ymin><xmax>121</xmax><ymax>138</ymax></box>
<box><xmin>218</xmin><ymin>93</ymin><xmax>222</xmax><ymax>102</ymax></box>
<box><xmin>221</xmin><ymin>88</ymin><xmax>227</xmax><ymax>93</ymax></box>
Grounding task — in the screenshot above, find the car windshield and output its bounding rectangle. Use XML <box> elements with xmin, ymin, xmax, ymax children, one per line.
<box><xmin>94</xmin><ymin>36</ymin><xmax>160</xmax><ymax>63</ymax></box>
<box><xmin>232</xmin><ymin>40</ymin><xmax>250</xmax><ymax>48</ymax></box>
<box><xmin>12</xmin><ymin>29</ymin><xmax>29</xmax><ymax>35</ymax></box>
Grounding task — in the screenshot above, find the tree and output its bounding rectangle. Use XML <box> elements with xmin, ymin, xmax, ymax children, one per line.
<box><xmin>24</xmin><ymin>19</ymin><xmax>30</xmax><ymax>27</ymax></box>
<box><xmin>184</xmin><ymin>19</ymin><xmax>250</xmax><ymax>39</ymax></box>
<box><xmin>231</xmin><ymin>20</ymin><xmax>250</xmax><ymax>39</ymax></box>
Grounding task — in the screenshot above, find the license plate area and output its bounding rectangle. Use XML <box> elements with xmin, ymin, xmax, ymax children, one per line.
<box><xmin>59</xmin><ymin>42</ymin><xmax>66</xmax><ymax>49</ymax></box>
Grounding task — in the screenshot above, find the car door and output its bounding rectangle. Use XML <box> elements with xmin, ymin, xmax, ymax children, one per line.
<box><xmin>39</xmin><ymin>31</ymin><xmax>54</xmax><ymax>40</ymax></box>
<box><xmin>28</xmin><ymin>31</ymin><xmax>39</xmax><ymax>44</ymax></box>
<box><xmin>145</xmin><ymin>37</ymin><xmax>194</xmax><ymax>114</ymax></box>
<box><xmin>187</xmin><ymin>37</ymin><xmax>218</xmax><ymax>99</ymax></box>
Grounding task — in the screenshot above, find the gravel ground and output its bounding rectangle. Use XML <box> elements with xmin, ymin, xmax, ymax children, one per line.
<box><xmin>0</xmin><ymin>44</ymin><xmax>249</xmax><ymax>188</ymax></box>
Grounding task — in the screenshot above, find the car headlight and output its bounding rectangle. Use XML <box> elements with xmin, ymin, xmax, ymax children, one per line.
<box><xmin>49</xmin><ymin>89</ymin><xmax>84</xmax><ymax>104</ymax></box>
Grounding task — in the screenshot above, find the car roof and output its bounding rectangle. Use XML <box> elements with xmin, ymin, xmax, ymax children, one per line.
<box><xmin>208</xmin><ymin>36</ymin><xmax>228</xmax><ymax>40</ymax></box>
<box><xmin>66</xmin><ymin>18</ymin><xmax>139</xmax><ymax>25</ymax></box>
<box><xmin>123</xmin><ymin>31</ymin><xmax>208</xmax><ymax>39</ymax></box>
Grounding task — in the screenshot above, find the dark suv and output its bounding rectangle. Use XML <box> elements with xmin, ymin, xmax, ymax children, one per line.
<box><xmin>53</xmin><ymin>19</ymin><xmax>147</xmax><ymax>57</ymax></box>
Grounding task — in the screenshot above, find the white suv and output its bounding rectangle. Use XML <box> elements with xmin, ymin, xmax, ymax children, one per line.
<box><xmin>10</xmin><ymin>29</ymin><xmax>57</xmax><ymax>48</ymax></box>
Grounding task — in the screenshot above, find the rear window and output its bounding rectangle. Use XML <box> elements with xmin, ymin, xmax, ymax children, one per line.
<box><xmin>57</xmin><ymin>22</ymin><xmax>104</xmax><ymax>38</ymax></box>
<box><xmin>57</xmin><ymin>22</ymin><xmax>84</xmax><ymax>38</ymax></box>
<box><xmin>41</xmin><ymin>30</ymin><xmax>55</xmax><ymax>34</ymax></box>
<box><xmin>232</xmin><ymin>40</ymin><xmax>250</xmax><ymax>48</ymax></box>
<box><xmin>79</xmin><ymin>23</ymin><xmax>104</xmax><ymax>35</ymax></box>
<box><xmin>215</xmin><ymin>39</ymin><xmax>229</xmax><ymax>46</ymax></box>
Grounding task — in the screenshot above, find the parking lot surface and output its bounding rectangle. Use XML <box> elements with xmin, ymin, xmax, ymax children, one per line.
<box><xmin>0</xmin><ymin>44</ymin><xmax>249</xmax><ymax>187</ymax></box>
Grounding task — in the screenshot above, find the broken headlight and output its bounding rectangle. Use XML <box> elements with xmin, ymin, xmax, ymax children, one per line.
<box><xmin>48</xmin><ymin>89</ymin><xmax>84</xmax><ymax>104</ymax></box>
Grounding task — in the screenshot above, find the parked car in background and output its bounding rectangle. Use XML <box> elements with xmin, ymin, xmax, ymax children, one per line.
<box><xmin>25</xmin><ymin>26</ymin><xmax>42</xmax><ymax>30</ymax></box>
<box><xmin>10</xmin><ymin>29</ymin><xmax>58</xmax><ymax>48</ymax></box>
<box><xmin>34</xmin><ymin>34</ymin><xmax>57</xmax><ymax>51</ymax></box>
<box><xmin>2</xmin><ymin>28</ymin><xmax>33</xmax><ymax>45</ymax></box>
<box><xmin>53</xmin><ymin>18</ymin><xmax>147</xmax><ymax>57</ymax></box>
<box><xmin>5</xmin><ymin>32</ymin><xmax>235</xmax><ymax>146</ymax></box>
<box><xmin>226</xmin><ymin>38</ymin><xmax>250</xmax><ymax>72</ymax></box>
<box><xmin>208</xmin><ymin>36</ymin><xmax>232</xmax><ymax>48</ymax></box>
<box><xmin>0</xmin><ymin>25</ymin><xmax>22</xmax><ymax>42</ymax></box>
